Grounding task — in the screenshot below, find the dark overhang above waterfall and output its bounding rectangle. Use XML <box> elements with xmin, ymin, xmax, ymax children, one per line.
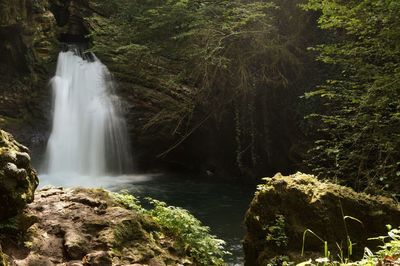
<box><xmin>50</xmin><ymin>1</ymin><xmax>92</xmax><ymax>45</ymax></box>
<box><xmin>59</xmin><ymin>33</ymin><xmax>89</xmax><ymax>44</ymax></box>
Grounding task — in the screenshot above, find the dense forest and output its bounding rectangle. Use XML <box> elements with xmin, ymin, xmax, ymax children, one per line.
<box><xmin>0</xmin><ymin>0</ymin><xmax>399</xmax><ymax>265</ymax></box>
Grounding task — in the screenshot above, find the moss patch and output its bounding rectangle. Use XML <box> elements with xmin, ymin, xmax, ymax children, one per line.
<box><xmin>0</xmin><ymin>130</ymin><xmax>38</xmax><ymax>222</ymax></box>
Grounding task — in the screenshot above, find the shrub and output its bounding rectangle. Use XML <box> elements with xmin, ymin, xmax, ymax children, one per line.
<box><xmin>110</xmin><ymin>192</ymin><xmax>227</xmax><ymax>265</ymax></box>
<box><xmin>146</xmin><ymin>198</ymin><xmax>228</xmax><ymax>266</ymax></box>
<box><xmin>110</xmin><ymin>190</ymin><xmax>142</xmax><ymax>212</ymax></box>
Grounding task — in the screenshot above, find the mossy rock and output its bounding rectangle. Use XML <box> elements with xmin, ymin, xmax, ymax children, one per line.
<box><xmin>0</xmin><ymin>130</ymin><xmax>38</xmax><ymax>221</ymax></box>
<box><xmin>244</xmin><ymin>172</ymin><xmax>400</xmax><ymax>266</ymax></box>
<box><xmin>0</xmin><ymin>245</ymin><xmax>8</xmax><ymax>266</ymax></box>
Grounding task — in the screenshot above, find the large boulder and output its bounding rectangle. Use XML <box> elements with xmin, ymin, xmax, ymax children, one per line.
<box><xmin>244</xmin><ymin>173</ymin><xmax>400</xmax><ymax>265</ymax></box>
<box><xmin>0</xmin><ymin>130</ymin><xmax>38</xmax><ymax>221</ymax></box>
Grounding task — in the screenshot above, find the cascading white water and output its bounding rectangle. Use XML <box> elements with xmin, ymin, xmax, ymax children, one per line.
<box><xmin>43</xmin><ymin>48</ymin><xmax>132</xmax><ymax>182</ymax></box>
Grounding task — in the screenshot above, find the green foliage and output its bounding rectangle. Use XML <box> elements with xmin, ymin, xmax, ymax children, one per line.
<box><xmin>268</xmin><ymin>255</ymin><xmax>294</xmax><ymax>266</ymax></box>
<box><xmin>372</xmin><ymin>227</ymin><xmax>400</xmax><ymax>258</ymax></box>
<box><xmin>146</xmin><ymin>198</ymin><xmax>227</xmax><ymax>266</ymax></box>
<box><xmin>302</xmin><ymin>0</ymin><xmax>400</xmax><ymax>193</ymax></box>
<box><xmin>0</xmin><ymin>217</ymin><xmax>18</xmax><ymax>234</ymax></box>
<box><xmin>301</xmin><ymin>229</ymin><xmax>329</xmax><ymax>258</ymax></box>
<box><xmin>298</xmin><ymin>226</ymin><xmax>400</xmax><ymax>266</ymax></box>
<box><xmin>265</xmin><ymin>214</ymin><xmax>288</xmax><ymax>248</ymax></box>
<box><xmin>301</xmin><ymin>213</ymin><xmax>363</xmax><ymax>263</ymax></box>
<box><xmin>110</xmin><ymin>192</ymin><xmax>227</xmax><ymax>265</ymax></box>
<box><xmin>90</xmin><ymin>0</ymin><xmax>287</xmax><ymax>107</ymax></box>
<box><xmin>110</xmin><ymin>190</ymin><xmax>142</xmax><ymax>211</ymax></box>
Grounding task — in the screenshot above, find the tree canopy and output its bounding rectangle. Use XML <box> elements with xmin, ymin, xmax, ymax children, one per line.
<box><xmin>303</xmin><ymin>0</ymin><xmax>400</xmax><ymax>193</ymax></box>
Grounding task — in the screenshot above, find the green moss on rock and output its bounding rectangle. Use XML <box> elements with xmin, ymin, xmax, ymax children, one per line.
<box><xmin>0</xmin><ymin>245</ymin><xmax>8</xmax><ymax>266</ymax></box>
<box><xmin>244</xmin><ymin>173</ymin><xmax>400</xmax><ymax>266</ymax></box>
<box><xmin>0</xmin><ymin>130</ymin><xmax>38</xmax><ymax>221</ymax></box>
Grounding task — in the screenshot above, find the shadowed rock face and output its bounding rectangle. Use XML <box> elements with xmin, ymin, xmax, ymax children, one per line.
<box><xmin>244</xmin><ymin>173</ymin><xmax>400</xmax><ymax>265</ymax></box>
<box><xmin>0</xmin><ymin>130</ymin><xmax>39</xmax><ymax>221</ymax></box>
<box><xmin>49</xmin><ymin>0</ymin><xmax>91</xmax><ymax>43</ymax></box>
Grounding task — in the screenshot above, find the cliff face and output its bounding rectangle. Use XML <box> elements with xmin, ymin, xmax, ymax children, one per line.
<box><xmin>0</xmin><ymin>0</ymin><xmax>58</xmax><ymax>76</ymax></box>
<box><xmin>0</xmin><ymin>0</ymin><xmax>91</xmax><ymax>75</ymax></box>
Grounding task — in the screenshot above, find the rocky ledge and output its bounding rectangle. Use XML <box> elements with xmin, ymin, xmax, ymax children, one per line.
<box><xmin>1</xmin><ymin>187</ymin><xmax>193</xmax><ymax>266</ymax></box>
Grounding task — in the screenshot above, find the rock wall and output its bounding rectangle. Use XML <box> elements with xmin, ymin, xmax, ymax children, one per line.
<box><xmin>244</xmin><ymin>173</ymin><xmax>400</xmax><ymax>265</ymax></box>
<box><xmin>0</xmin><ymin>0</ymin><xmax>58</xmax><ymax>76</ymax></box>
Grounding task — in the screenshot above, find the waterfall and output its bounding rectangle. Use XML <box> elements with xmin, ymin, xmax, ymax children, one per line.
<box><xmin>43</xmin><ymin>48</ymin><xmax>133</xmax><ymax>181</ymax></box>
